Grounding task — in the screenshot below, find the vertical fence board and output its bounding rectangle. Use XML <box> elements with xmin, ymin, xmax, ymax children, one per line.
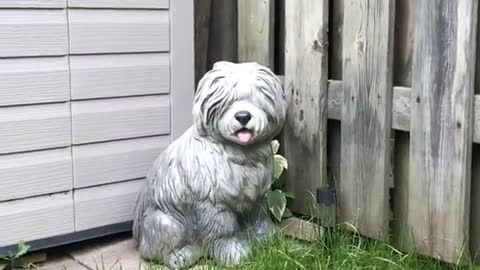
<box><xmin>207</xmin><ymin>0</ymin><xmax>238</xmax><ymax>68</ymax></box>
<box><xmin>238</xmin><ymin>0</ymin><xmax>275</xmax><ymax>68</ymax></box>
<box><xmin>194</xmin><ymin>0</ymin><xmax>211</xmax><ymax>85</ymax></box>
<box><xmin>408</xmin><ymin>1</ymin><xmax>477</xmax><ymax>263</ymax></box>
<box><xmin>283</xmin><ymin>0</ymin><xmax>329</xmax><ymax>215</ymax></box>
<box><xmin>340</xmin><ymin>0</ymin><xmax>395</xmax><ymax>239</ymax></box>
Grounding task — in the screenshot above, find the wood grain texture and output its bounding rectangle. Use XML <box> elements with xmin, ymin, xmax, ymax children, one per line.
<box><xmin>74</xmin><ymin>180</ymin><xmax>143</xmax><ymax>231</ymax></box>
<box><xmin>170</xmin><ymin>0</ymin><xmax>195</xmax><ymax>140</ymax></box>
<box><xmin>73</xmin><ymin>136</ymin><xmax>169</xmax><ymax>188</ymax></box>
<box><xmin>71</xmin><ymin>95</ymin><xmax>170</xmax><ymax>144</ymax></box>
<box><xmin>69</xmin><ymin>9</ymin><xmax>169</xmax><ymax>54</ymax></box>
<box><xmin>0</xmin><ymin>9</ymin><xmax>67</xmax><ymax>57</ymax></box>
<box><xmin>68</xmin><ymin>0</ymin><xmax>168</xmax><ymax>9</ymax></box>
<box><xmin>0</xmin><ymin>148</ymin><xmax>72</xmax><ymax>202</ymax></box>
<box><xmin>283</xmin><ymin>0</ymin><xmax>329</xmax><ymax>215</ymax></box>
<box><xmin>0</xmin><ymin>193</ymin><xmax>74</xmax><ymax>246</ymax></box>
<box><xmin>0</xmin><ymin>103</ymin><xmax>71</xmax><ymax>154</ymax></box>
<box><xmin>407</xmin><ymin>1</ymin><xmax>477</xmax><ymax>263</ymax></box>
<box><xmin>327</xmin><ymin>81</ymin><xmax>410</xmax><ymax>132</ymax></box>
<box><xmin>238</xmin><ymin>0</ymin><xmax>275</xmax><ymax>68</ymax></box>
<box><xmin>194</xmin><ymin>0</ymin><xmax>212</xmax><ymax>85</ymax></box>
<box><xmin>0</xmin><ymin>57</ymin><xmax>69</xmax><ymax>106</ymax></box>
<box><xmin>206</xmin><ymin>0</ymin><xmax>238</xmax><ymax>68</ymax></box>
<box><xmin>328</xmin><ymin>81</ymin><xmax>480</xmax><ymax>145</ymax></box>
<box><xmin>340</xmin><ymin>0</ymin><xmax>395</xmax><ymax>239</ymax></box>
<box><xmin>474</xmin><ymin>96</ymin><xmax>480</xmax><ymax>144</ymax></box>
<box><xmin>70</xmin><ymin>53</ymin><xmax>170</xmax><ymax>100</ymax></box>
<box><xmin>0</xmin><ymin>0</ymin><xmax>65</xmax><ymax>8</ymax></box>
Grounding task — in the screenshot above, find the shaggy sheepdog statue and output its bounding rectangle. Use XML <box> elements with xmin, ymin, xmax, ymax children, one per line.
<box><xmin>133</xmin><ymin>61</ymin><xmax>288</xmax><ymax>268</ymax></box>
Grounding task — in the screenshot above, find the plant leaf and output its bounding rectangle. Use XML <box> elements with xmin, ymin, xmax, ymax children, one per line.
<box><xmin>266</xmin><ymin>190</ymin><xmax>287</xmax><ymax>222</ymax></box>
<box><xmin>0</xmin><ymin>263</ymin><xmax>6</xmax><ymax>270</ymax></box>
<box><xmin>283</xmin><ymin>191</ymin><xmax>295</xmax><ymax>199</ymax></box>
<box><xmin>14</xmin><ymin>241</ymin><xmax>29</xmax><ymax>259</ymax></box>
<box><xmin>273</xmin><ymin>154</ymin><xmax>288</xmax><ymax>179</ymax></box>
<box><xmin>271</xmin><ymin>140</ymin><xmax>280</xmax><ymax>154</ymax></box>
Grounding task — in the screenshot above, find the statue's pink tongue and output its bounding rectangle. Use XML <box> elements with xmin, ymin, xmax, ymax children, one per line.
<box><xmin>237</xmin><ymin>130</ymin><xmax>252</xmax><ymax>143</ymax></box>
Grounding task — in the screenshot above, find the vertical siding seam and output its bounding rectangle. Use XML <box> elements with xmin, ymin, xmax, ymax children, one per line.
<box><xmin>168</xmin><ymin>0</ymin><xmax>173</xmax><ymax>143</ymax></box>
<box><xmin>65</xmin><ymin>3</ymin><xmax>77</xmax><ymax>231</ymax></box>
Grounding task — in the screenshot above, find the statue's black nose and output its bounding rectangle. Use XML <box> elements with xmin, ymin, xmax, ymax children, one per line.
<box><xmin>234</xmin><ymin>111</ymin><xmax>252</xmax><ymax>125</ymax></box>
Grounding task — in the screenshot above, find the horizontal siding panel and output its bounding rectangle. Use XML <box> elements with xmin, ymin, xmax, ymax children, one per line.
<box><xmin>0</xmin><ymin>148</ymin><xmax>72</xmax><ymax>201</ymax></box>
<box><xmin>71</xmin><ymin>95</ymin><xmax>170</xmax><ymax>144</ymax></box>
<box><xmin>69</xmin><ymin>9</ymin><xmax>170</xmax><ymax>54</ymax></box>
<box><xmin>0</xmin><ymin>9</ymin><xmax>68</xmax><ymax>57</ymax></box>
<box><xmin>73</xmin><ymin>136</ymin><xmax>169</xmax><ymax>188</ymax></box>
<box><xmin>0</xmin><ymin>103</ymin><xmax>71</xmax><ymax>154</ymax></box>
<box><xmin>0</xmin><ymin>57</ymin><xmax>69</xmax><ymax>106</ymax></box>
<box><xmin>68</xmin><ymin>0</ymin><xmax>168</xmax><ymax>9</ymax></box>
<box><xmin>70</xmin><ymin>53</ymin><xmax>170</xmax><ymax>100</ymax></box>
<box><xmin>74</xmin><ymin>180</ymin><xmax>143</xmax><ymax>231</ymax></box>
<box><xmin>0</xmin><ymin>193</ymin><xmax>74</xmax><ymax>246</ymax></box>
<box><xmin>0</xmin><ymin>0</ymin><xmax>66</xmax><ymax>8</ymax></box>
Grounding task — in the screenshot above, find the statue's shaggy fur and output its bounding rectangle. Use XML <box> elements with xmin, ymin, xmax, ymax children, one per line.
<box><xmin>132</xmin><ymin>61</ymin><xmax>287</xmax><ymax>268</ymax></box>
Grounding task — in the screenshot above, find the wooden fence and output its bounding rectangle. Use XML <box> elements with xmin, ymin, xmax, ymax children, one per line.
<box><xmin>195</xmin><ymin>0</ymin><xmax>480</xmax><ymax>265</ymax></box>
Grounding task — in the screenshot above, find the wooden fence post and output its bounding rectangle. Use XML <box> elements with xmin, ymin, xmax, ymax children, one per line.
<box><xmin>238</xmin><ymin>0</ymin><xmax>275</xmax><ymax>68</ymax></box>
<box><xmin>282</xmin><ymin>0</ymin><xmax>329</xmax><ymax>216</ymax></box>
<box><xmin>194</xmin><ymin>0</ymin><xmax>212</xmax><ymax>86</ymax></box>
<box><xmin>340</xmin><ymin>0</ymin><xmax>395</xmax><ymax>239</ymax></box>
<box><xmin>408</xmin><ymin>1</ymin><xmax>478</xmax><ymax>263</ymax></box>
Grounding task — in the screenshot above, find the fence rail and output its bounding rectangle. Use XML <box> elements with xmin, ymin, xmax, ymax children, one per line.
<box><xmin>194</xmin><ymin>0</ymin><xmax>480</xmax><ymax>265</ymax></box>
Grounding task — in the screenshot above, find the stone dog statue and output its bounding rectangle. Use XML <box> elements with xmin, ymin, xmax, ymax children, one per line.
<box><xmin>133</xmin><ymin>61</ymin><xmax>288</xmax><ymax>268</ymax></box>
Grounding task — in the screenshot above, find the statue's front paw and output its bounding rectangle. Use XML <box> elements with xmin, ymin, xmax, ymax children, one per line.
<box><xmin>212</xmin><ymin>237</ymin><xmax>249</xmax><ymax>267</ymax></box>
<box><xmin>165</xmin><ymin>244</ymin><xmax>202</xmax><ymax>269</ymax></box>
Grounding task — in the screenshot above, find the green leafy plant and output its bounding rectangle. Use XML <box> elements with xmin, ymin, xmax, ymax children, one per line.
<box><xmin>265</xmin><ymin>140</ymin><xmax>293</xmax><ymax>222</ymax></box>
<box><xmin>0</xmin><ymin>241</ymin><xmax>30</xmax><ymax>270</ymax></box>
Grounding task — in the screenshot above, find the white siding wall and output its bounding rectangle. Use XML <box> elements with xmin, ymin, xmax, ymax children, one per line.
<box><xmin>0</xmin><ymin>9</ymin><xmax>68</xmax><ymax>57</ymax></box>
<box><xmin>0</xmin><ymin>0</ymin><xmax>192</xmax><ymax>248</ymax></box>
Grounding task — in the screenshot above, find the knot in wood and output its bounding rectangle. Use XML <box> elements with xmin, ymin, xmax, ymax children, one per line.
<box><xmin>354</xmin><ymin>32</ymin><xmax>364</xmax><ymax>52</ymax></box>
<box><xmin>312</xmin><ymin>40</ymin><xmax>328</xmax><ymax>52</ymax></box>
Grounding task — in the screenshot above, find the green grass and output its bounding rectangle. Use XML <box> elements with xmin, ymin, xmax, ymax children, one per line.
<box><xmin>10</xmin><ymin>227</ymin><xmax>478</xmax><ymax>270</ymax></box>
<box><xmin>144</xmin><ymin>226</ymin><xmax>480</xmax><ymax>270</ymax></box>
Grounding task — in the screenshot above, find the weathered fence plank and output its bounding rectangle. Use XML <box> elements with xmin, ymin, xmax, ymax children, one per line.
<box><xmin>194</xmin><ymin>0</ymin><xmax>211</xmax><ymax>85</ymax></box>
<box><xmin>238</xmin><ymin>0</ymin><xmax>274</xmax><ymax>68</ymax></box>
<box><xmin>206</xmin><ymin>0</ymin><xmax>238</xmax><ymax>68</ymax></box>
<box><xmin>408</xmin><ymin>1</ymin><xmax>478</xmax><ymax>263</ymax></box>
<box><xmin>283</xmin><ymin>0</ymin><xmax>329</xmax><ymax>215</ymax></box>
<box><xmin>326</xmin><ymin>81</ymin><xmax>480</xmax><ymax>145</ymax></box>
<box><xmin>340</xmin><ymin>0</ymin><xmax>395</xmax><ymax>239</ymax></box>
